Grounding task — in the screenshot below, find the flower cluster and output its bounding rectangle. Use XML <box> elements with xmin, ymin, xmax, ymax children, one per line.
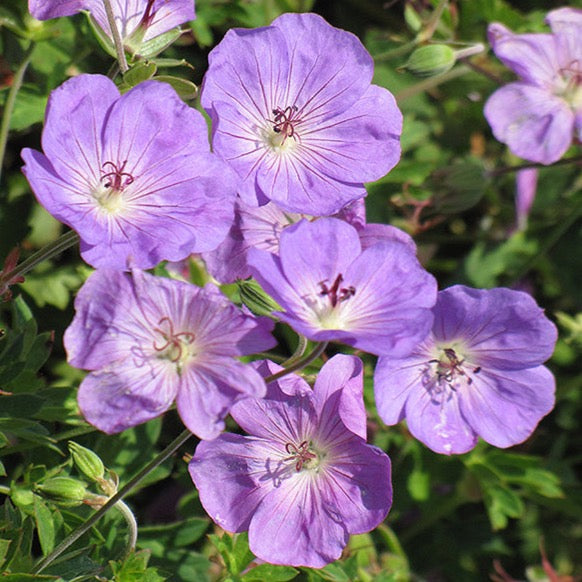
<box><xmin>19</xmin><ymin>2</ymin><xmax>563</xmax><ymax>571</ymax></box>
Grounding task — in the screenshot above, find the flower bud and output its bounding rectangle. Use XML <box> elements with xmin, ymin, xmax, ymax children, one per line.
<box><xmin>36</xmin><ymin>477</ymin><xmax>88</xmax><ymax>506</ymax></box>
<box><xmin>68</xmin><ymin>441</ymin><xmax>105</xmax><ymax>483</ymax></box>
<box><xmin>402</xmin><ymin>44</ymin><xmax>456</xmax><ymax>77</ymax></box>
<box><xmin>428</xmin><ymin>161</ymin><xmax>488</xmax><ymax>215</ymax></box>
<box><xmin>237</xmin><ymin>278</ymin><xmax>281</xmax><ymax>318</ymax></box>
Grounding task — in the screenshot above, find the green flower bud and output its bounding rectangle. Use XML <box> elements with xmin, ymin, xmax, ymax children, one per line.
<box><xmin>68</xmin><ymin>441</ymin><xmax>105</xmax><ymax>482</ymax></box>
<box><xmin>402</xmin><ymin>44</ymin><xmax>456</xmax><ymax>77</ymax></box>
<box><xmin>428</xmin><ymin>161</ymin><xmax>488</xmax><ymax>215</ymax></box>
<box><xmin>237</xmin><ymin>279</ymin><xmax>281</xmax><ymax>318</ymax></box>
<box><xmin>36</xmin><ymin>477</ymin><xmax>88</xmax><ymax>506</ymax></box>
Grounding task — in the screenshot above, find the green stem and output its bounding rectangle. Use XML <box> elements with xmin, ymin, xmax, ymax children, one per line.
<box><xmin>417</xmin><ymin>0</ymin><xmax>448</xmax><ymax>42</ymax></box>
<box><xmin>32</xmin><ymin>428</ymin><xmax>193</xmax><ymax>574</ymax></box>
<box><xmin>486</xmin><ymin>155</ymin><xmax>582</xmax><ymax>178</ymax></box>
<box><xmin>264</xmin><ymin>341</ymin><xmax>328</xmax><ymax>384</ymax></box>
<box><xmin>103</xmin><ymin>0</ymin><xmax>128</xmax><ymax>73</ymax></box>
<box><xmin>0</xmin><ymin>42</ymin><xmax>35</xmax><ymax>185</ymax></box>
<box><xmin>0</xmin><ymin>485</ymin><xmax>10</xmax><ymax>496</ymax></box>
<box><xmin>281</xmin><ymin>335</ymin><xmax>308</xmax><ymax>367</ymax></box>
<box><xmin>0</xmin><ymin>230</ymin><xmax>79</xmax><ymax>287</ymax></box>
<box><xmin>115</xmin><ymin>500</ymin><xmax>138</xmax><ymax>558</ymax></box>
<box><xmin>395</xmin><ymin>64</ymin><xmax>471</xmax><ymax>102</ymax></box>
<box><xmin>375</xmin><ymin>40</ymin><xmax>419</xmax><ymax>62</ymax></box>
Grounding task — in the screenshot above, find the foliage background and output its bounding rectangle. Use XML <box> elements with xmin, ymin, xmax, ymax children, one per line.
<box><xmin>0</xmin><ymin>0</ymin><xmax>581</xmax><ymax>580</ymax></box>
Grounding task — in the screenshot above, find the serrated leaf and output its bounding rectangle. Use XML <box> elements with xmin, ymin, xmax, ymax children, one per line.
<box><xmin>483</xmin><ymin>484</ymin><xmax>524</xmax><ymax>530</ymax></box>
<box><xmin>242</xmin><ymin>563</ymin><xmax>299</xmax><ymax>581</ymax></box>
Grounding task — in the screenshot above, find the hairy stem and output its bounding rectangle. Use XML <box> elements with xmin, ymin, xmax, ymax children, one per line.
<box><xmin>115</xmin><ymin>500</ymin><xmax>138</xmax><ymax>558</ymax></box>
<box><xmin>487</xmin><ymin>155</ymin><xmax>582</xmax><ymax>177</ymax></box>
<box><xmin>103</xmin><ymin>0</ymin><xmax>128</xmax><ymax>73</ymax></box>
<box><xmin>0</xmin><ymin>42</ymin><xmax>35</xmax><ymax>185</ymax></box>
<box><xmin>281</xmin><ymin>335</ymin><xmax>308</xmax><ymax>367</ymax></box>
<box><xmin>264</xmin><ymin>341</ymin><xmax>328</xmax><ymax>384</ymax></box>
<box><xmin>0</xmin><ymin>230</ymin><xmax>79</xmax><ymax>288</ymax></box>
<box><xmin>32</xmin><ymin>428</ymin><xmax>193</xmax><ymax>574</ymax></box>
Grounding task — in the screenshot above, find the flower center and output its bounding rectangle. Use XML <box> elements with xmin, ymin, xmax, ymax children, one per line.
<box><xmin>94</xmin><ymin>160</ymin><xmax>135</xmax><ymax>213</ymax></box>
<box><xmin>267</xmin><ymin>105</ymin><xmax>302</xmax><ymax>148</ymax></box>
<box><xmin>556</xmin><ymin>59</ymin><xmax>582</xmax><ymax>108</ymax></box>
<box><xmin>152</xmin><ymin>316</ymin><xmax>195</xmax><ymax>373</ymax></box>
<box><xmin>423</xmin><ymin>346</ymin><xmax>481</xmax><ymax>403</ymax></box>
<box><xmin>284</xmin><ymin>440</ymin><xmax>318</xmax><ymax>472</ymax></box>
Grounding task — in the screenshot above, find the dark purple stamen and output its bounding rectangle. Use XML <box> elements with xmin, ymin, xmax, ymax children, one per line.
<box><xmin>269</xmin><ymin>105</ymin><xmax>301</xmax><ymax>143</ymax></box>
<box><xmin>319</xmin><ymin>274</ymin><xmax>356</xmax><ymax>307</ymax></box>
<box><xmin>100</xmin><ymin>160</ymin><xmax>134</xmax><ymax>191</ymax></box>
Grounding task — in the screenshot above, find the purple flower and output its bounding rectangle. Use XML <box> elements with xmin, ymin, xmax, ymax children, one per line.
<box><xmin>22</xmin><ymin>74</ymin><xmax>236</xmax><ymax>270</ymax></box>
<box><xmin>29</xmin><ymin>0</ymin><xmax>195</xmax><ymax>56</ymax></box>
<box><xmin>64</xmin><ymin>269</ymin><xmax>276</xmax><ymax>439</ymax></box>
<box><xmin>374</xmin><ymin>285</ymin><xmax>558</xmax><ymax>455</ymax></box>
<box><xmin>201</xmin><ymin>12</ymin><xmax>402</xmax><ymax>215</ymax></box>
<box><xmin>484</xmin><ymin>7</ymin><xmax>582</xmax><ymax>164</ymax></box>
<box><xmin>247</xmin><ymin>217</ymin><xmax>436</xmax><ymax>357</ymax></box>
<box><xmin>189</xmin><ymin>355</ymin><xmax>392</xmax><ymax>568</ymax></box>
<box><xmin>203</xmin><ymin>198</ymin><xmax>369</xmax><ymax>284</ymax></box>
<box><xmin>514</xmin><ymin>168</ymin><xmax>538</xmax><ymax>232</ymax></box>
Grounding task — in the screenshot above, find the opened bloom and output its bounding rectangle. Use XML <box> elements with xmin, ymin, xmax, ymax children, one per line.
<box><xmin>22</xmin><ymin>75</ymin><xmax>236</xmax><ymax>270</ymax></box>
<box><xmin>374</xmin><ymin>285</ymin><xmax>558</xmax><ymax>455</ymax></box>
<box><xmin>248</xmin><ymin>217</ymin><xmax>436</xmax><ymax>357</ymax></box>
<box><xmin>484</xmin><ymin>7</ymin><xmax>582</xmax><ymax>163</ymax></box>
<box><xmin>29</xmin><ymin>0</ymin><xmax>195</xmax><ymax>57</ymax></box>
<box><xmin>189</xmin><ymin>355</ymin><xmax>392</xmax><ymax>567</ymax></box>
<box><xmin>201</xmin><ymin>12</ymin><xmax>402</xmax><ymax>215</ymax></box>
<box><xmin>64</xmin><ymin>269</ymin><xmax>276</xmax><ymax>439</ymax></box>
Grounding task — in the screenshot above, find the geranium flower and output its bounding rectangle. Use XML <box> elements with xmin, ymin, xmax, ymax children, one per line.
<box><xmin>29</xmin><ymin>0</ymin><xmax>195</xmax><ymax>57</ymax></box>
<box><xmin>247</xmin><ymin>217</ymin><xmax>436</xmax><ymax>357</ymax></box>
<box><xmin>201</xmin><ymin>12</ymin><xmax>402</xmax><ymax>215</ymax></box>
<box><xmin>189</xmin><ymin>355</ymin><xmax>392</xmax><ymax>568</ymax></box>
<box><xmin>374</xmin><ymin>285</ymin><xmax>558</xmax><ymax>455</ymax></box>
<box><xmin>64</xmin><ymin>269</ymin><xmax>276</xmax><ymax>439</ymax></box>
<box><xmin>22</xmin><ymin>74</ymin><xmax>236</xmax><ymax>270</ymax></box>
<box><xmin>484</xmin><ymin>7</ymin><xmax>582</xmax><ymax>164</ymax></box>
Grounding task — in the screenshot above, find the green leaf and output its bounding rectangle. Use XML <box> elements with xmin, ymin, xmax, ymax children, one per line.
<box><xmin>110</xmin><ymin>549</ymin><xmax>166</xmax><ymax>582</ymax></box>
<box><xmin>33</xmin><ymin>495</ymin><xmax>55</xmax><ymax>556</ymax></box>
<box><xmin>483</xmin><ymin>484</ymin><xmax>524</xmax><ymax>530</ymax></box>
<box><xmin>242</xmin><ymin>563</ymin><xmax>299</xmax><ymax>581</ymax></box>
<box><xmin>407</xmin><ymin>469</ymin><xmax>430</xmax><ymax>501</ymax></box>
<box><xmin>9</xmin><ymin>89</ymin><xmax>47</xmax><ymax>130</ymax></box>
<box><xmin>0</xmin><ymin>394</ymin><xmax>45</xmax><ymax>417</ymax></box>
<box><xmin>0</xmin><ymin>538</ymin><xmax>11</xmax><ymax>570</ymax></box>
<box><xmin>20</xmin><ymin>264</ymin><xmax>83</xmax><ymax>309</ymax></box>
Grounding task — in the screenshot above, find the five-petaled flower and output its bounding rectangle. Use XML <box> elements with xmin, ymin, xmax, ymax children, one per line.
<box><xmin>201</xmin><ymin>12</ymin><xmax>403</xmax><ymax>215</ymax></box>
<box><xmin>247</xmin><ymin>217</ymin><xmax>436</xmax><ymax>357</ymax></box>
<box><xmin>64</xmin><ymin>269</ymin><xmax>276</xmax><ymax>439</ymax></box>
<box><xmin>28</xmin><ymin>0</ymin><xmax>195</xmax><ymax>57</ymax></box>
<box><xmin>484</xmin><ymin>7</ymin><xmax>582</xmax><ymax>164</ymax></box>
<box><xmin>189</xmin><ymin>355</ymin><xmax>392</xmax><ymax>568</ymax></box>
<box><xmin>374</xmin><ymin>285</ymin><xmax>558</xmax><ymax>455</ymax></box>
<box><xmin>22</xmin><ymin>74</ymin><xmax>237</xmax><ymax>270</ymax></box>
